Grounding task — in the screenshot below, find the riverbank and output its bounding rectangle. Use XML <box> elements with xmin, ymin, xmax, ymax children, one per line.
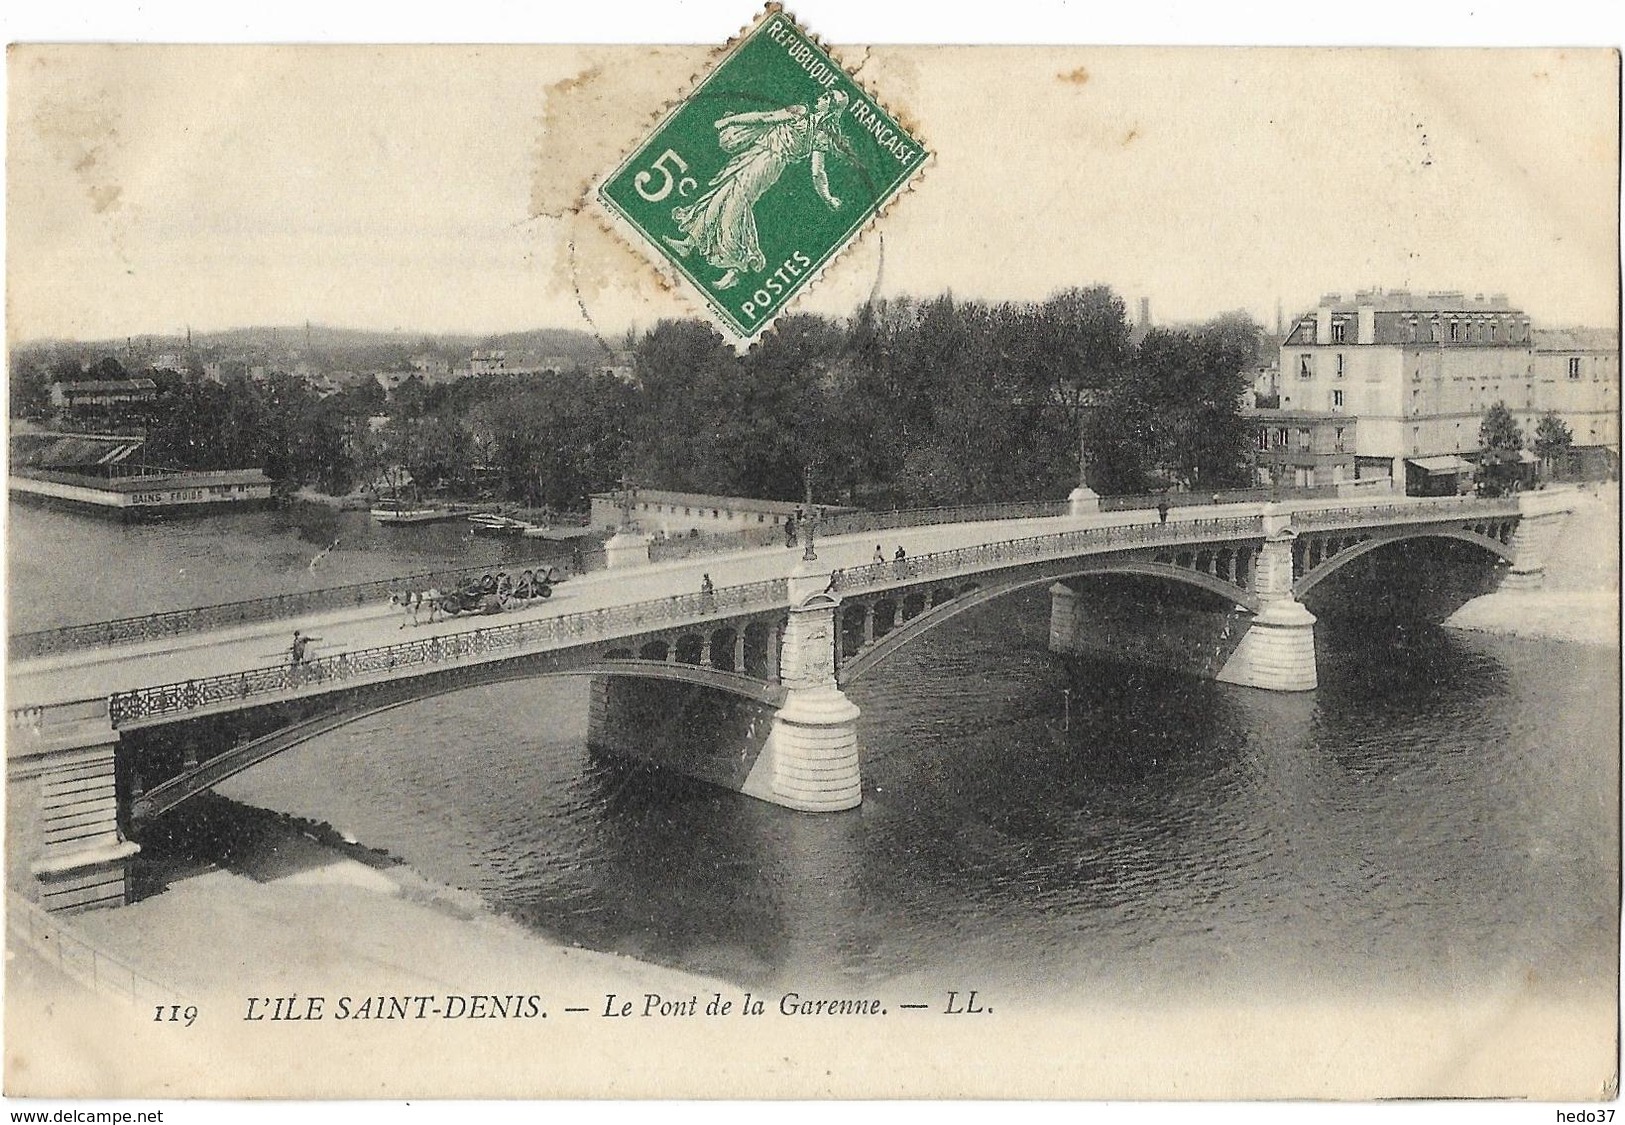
<box><xmin>70</xmin><ymin>797</ymin><xmax>731</xmax><ymax>1001</ymax></box>
<box><xmin>7</xmin><ymin>795</ymin><xmax>736</xmax><ymax>1096</ymax></box>
<box><xmin>1442</xmin><ymin>483</ymin><xmax>1619</xmax><ymax>646</ymax></box>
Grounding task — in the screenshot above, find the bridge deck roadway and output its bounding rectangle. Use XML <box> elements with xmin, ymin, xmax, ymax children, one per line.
<box><xmin>4</xmin><ymin>493</ymin><xmax>1461</xmax><ymax>717</ymax></box>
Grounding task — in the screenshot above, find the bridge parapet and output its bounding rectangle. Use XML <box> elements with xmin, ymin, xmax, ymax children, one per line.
<box><xmin>9</xmin><ymin>559</ymin><xmax>594</xmax><ymax>662</ymax></box>
<box><xmin>828</xmin><ymin>514</ymin><xmax>1264</xmax><ymax>599</ymax></box>
<box><xmin>101</xmin><ymin>576</ymin><xmax>789</xmax><ymax>729</ymax></box>
<box><xmin>1288</xmin><ymin>495</ymin><xmax>1521</xmax><ymax>531</ymax></box>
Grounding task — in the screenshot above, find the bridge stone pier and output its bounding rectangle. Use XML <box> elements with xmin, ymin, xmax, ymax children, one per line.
<box><xmin>7</xmin><ymin>700</ymin><xmax>140</xmax><ymax>912</ymax></box>
<box><xmin>1214</xmin><ymin>512</ymin><xmax>1319</xmax><ymax>692</ymax></box>
<box><xmin>1499</xmin><ymin>489</ymin><xmax>1574</xmax><ymax>590</ymax></box>
<box><xmin>751</xmin><ymin>564</ymin><xmax>863</xmax><ymax>811</ymax></box>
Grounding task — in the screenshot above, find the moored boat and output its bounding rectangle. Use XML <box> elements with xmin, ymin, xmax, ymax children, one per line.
<box><xmin>467</xmin><ymin>513</ymin><xmax>531</xmax><ymax>538</ymax></box>
<box><xmin>371</xmin><ymin>498</ymin><xmax>464</xmax><ymax>525</ymax></box>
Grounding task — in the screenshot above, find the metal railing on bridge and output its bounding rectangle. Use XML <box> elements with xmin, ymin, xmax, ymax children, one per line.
<box><xmin>644</xmin><ymin>498</ymin><xmax>1074</xmax><ymax>564</ymax></box>
<box><xmin>107</xmin><ymin>576</ymin><xmax>788</xmax><ymax>727</ymax></box>
<box><xmin>1290</xmin><ymin>494</ymin><xmax>1520</xmax><ymax>529</ymax></box>
<box><xmin>820</xmin><ymin>499</ymin><xmax>1071</xmax><ymax>537</ymax></box>
<box><xmin>10</xmin><ymin>551</ymin><xmax>607</xmax><ymax>661</ymax></box>
<box><xmin>100</xmin><ymin>512</ymin><xmax>1261</xmax><ymax>727</ymax></box>
<box><xmin>829</xmin><ymin>513</ymin><xmax>1264</xmax><ymax>596</ymax></box>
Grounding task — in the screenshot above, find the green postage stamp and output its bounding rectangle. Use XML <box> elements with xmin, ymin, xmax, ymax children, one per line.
<box><xmin>595</xmin><ymin>5</ymin><xmax>928</xmax><ymax>345</ymax></box>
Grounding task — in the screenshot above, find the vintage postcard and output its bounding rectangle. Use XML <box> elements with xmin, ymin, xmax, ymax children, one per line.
<box><xmin>3</xmin><ymin>3</ymin><xmax>1620</xmax><ymax>1116</ymax></box>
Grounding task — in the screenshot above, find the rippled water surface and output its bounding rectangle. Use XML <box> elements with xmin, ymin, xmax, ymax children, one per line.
<box><xmin>218</xmin><ymin>591</ymin><xmax>1618</xmax><ymax>1002</ymax></box>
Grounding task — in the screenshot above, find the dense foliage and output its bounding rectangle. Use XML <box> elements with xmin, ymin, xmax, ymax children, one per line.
<box><xmin>11</xmin><ymin>289</ymin><xmax>1262</xmax><ymax>509</ymax></box>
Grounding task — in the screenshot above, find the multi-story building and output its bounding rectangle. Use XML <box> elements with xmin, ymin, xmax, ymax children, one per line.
<box><xmin>589</xmin><ymin>488</ymin><xmax>856</xmax><ymax>538</ymax></box>
<box><xmin>48</xmin><ymin>377</ymin><xmax>158</xmax><ymax>413</ymax></box>
<box><xmin>1532</xmin><ymin>327</ymin><xmax>1620</xmax><ymax>475</ymax></box>
<box><xmin>1248</xmin><ymin>411</ymin><xmax>1358</xmax><ymax>490</ymax></box>
<box><xmin>1276</xmin><ymin>290</ymin><xmax>1618</xmax><ymax>492</ymax></box>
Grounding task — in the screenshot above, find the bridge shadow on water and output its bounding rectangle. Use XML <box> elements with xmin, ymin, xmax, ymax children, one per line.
<box><xmin>129</xmin><ymin>791</ymin><xmax>401</xmax><ymax>901</ymax></box>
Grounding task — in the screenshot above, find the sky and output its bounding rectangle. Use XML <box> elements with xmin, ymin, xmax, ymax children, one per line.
<box><xmin>5</xmin><ymin>3</ymin><xmax>1621</xmax><ymax>344</ymax></box>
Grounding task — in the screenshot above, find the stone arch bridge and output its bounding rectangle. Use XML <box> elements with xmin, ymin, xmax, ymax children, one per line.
<box><xmin>6</xmin><ymin>491</ymin><xmax>1570</xmax><ymax>912</ymax></box>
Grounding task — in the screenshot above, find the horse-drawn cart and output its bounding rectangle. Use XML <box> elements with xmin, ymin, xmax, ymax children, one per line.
<box><xmin>436</xmin><ymin>566</ymin><xmax>564</xmax><ymax>616</ymax></box>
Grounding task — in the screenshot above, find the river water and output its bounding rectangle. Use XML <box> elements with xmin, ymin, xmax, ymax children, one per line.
<box><xmin>9</xmin><ymin>503</ymin><xmax>1619</xmax><ymax>1003</ymax></box>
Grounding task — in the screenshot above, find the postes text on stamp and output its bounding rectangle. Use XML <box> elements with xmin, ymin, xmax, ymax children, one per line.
<box><xmin>595</xmin><ymin>6</ymin><xmax>928</xmax><ymax>345</ymax></box>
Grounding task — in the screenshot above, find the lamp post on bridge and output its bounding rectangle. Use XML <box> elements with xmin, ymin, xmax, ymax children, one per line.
<box><xmin>801</xmin><ymin>463</ymin><xmax>821</xmax><ymax>563</ymax></box>
<box><xmin>604</xmin><ymin>471</ymin><xmax>650</xmax><ymax>569</ymax></box>
<box><xmin>616</xmin><ymin>473</ymin><xmax>639</xmax><ymax>533</ymax></box>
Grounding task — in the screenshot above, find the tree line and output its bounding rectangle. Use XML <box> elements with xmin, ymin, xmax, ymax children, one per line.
<box><xmin>13</xmin><ymin>288</ymin><xmax>1267</xmax><ymax>510</ymax></box>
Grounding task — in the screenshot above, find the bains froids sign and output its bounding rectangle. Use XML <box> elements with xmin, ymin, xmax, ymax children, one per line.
<box><xmin>595</xmin><ymin>6</ymin><xmax>928</xmax><ymax>346</ymax></box>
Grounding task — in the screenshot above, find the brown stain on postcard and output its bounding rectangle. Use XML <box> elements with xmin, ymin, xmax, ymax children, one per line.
<box><xmin>532</xmin><ymin>47</ymin><xmax>709</xmax><ymax>303</ymax></box>
<box><xmin>30</xmin><ymin>94</ymin><xmax>124</xmax><ymax>214</ymax></box>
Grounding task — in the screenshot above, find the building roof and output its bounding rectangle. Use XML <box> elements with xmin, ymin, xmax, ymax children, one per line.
<box><xmin>54</xmin><ymin>378</ymin><xmax>159</xmax><ymax>393</ymax></box>
<box><xmin>1533</xmin><ymin>327</ymin><xmax>1620</xmax><ymax>352</ymax></box>
<box><xmin>79</xmin><ymin>468</ymin><xmax>272</xmax><ymax>492</ymax></box>
<box><xmin>591</xmin><ymin>487</ymin><xmax>856</xmax><ymax>516</ymax></box>
<box><xmin>1308</xmin><ymin>290</ymin><xmax>1520</xmax><ymax>314</ymax></box>
<box><xmin>10</xmin><ymin>432</ymin><xmax>145</xmax><ymax>469</ymax></box>
<box><xmin>1407</xmin><ymin>455</ymin><xmax>1474</xmax><ymax>474</ymax></box>
<box><xmin>1245</xmin><ymin>409</ymin><xmax>1355</xmax><ymax>424</ymax></box>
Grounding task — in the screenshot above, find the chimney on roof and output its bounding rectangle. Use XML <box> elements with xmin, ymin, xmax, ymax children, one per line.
<box><xmin>1138</xmin><ymin>297</ymin><xmax>1151</xmax><ymax>328</ymax></box>
<box><xmin>1315</xmin><ymin>302</ymin><xmax>1333</xmax><ymax>345</ymax></box>
<box><xmin>1357</xmin><ymin>303</ymin><xmax>1376</xmax><ymax>345</ymax></box>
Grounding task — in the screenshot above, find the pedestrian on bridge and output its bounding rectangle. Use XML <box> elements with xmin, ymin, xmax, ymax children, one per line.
<box><xmin>873</xmin><ymin>545</ymin><xmax>885</xmax><ymax>564</ymax></box>
<box><xmin>1157</xmin><ymin>497</ymin><xmax>1170</xmax><ymax>524</ymax></box>
<box><xmin>290</xmin><ymin>630</ymin><xmax>321</xmax><ymax>664</ymax></box>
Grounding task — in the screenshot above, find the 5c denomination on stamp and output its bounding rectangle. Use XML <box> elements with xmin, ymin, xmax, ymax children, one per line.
<box><xmin>594</xmin><ymin>4</ymin><xmax>928</xmax><ymax>346</ymax></box>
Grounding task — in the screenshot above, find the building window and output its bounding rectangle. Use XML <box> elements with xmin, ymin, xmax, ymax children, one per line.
<box><xmin>1296</xmin><ymin>428</ymin><xmax>1311</xmax><ymax>452</ymax></box>
<box><xmin>1333</xmin><ymin>426</ymin><xmax>1346</xmax><ymax>452</ymax></box>
<box><xmin>1449</xmin><ymin>320</ymin><xmax>1460</xmax><ymax>343</ymax></box>
<box><xmin>1273</xmin><ymin>427</ymin><xmax>1288</xmax><ymax>449</ymax></box>
<box><xmin>1295</xmin><ymin>467</ymin><xmax>1314</xmax><ymax>488</ymax></box>
<box><xmin>1569</xmin><ymin>357</ymin><xmax>1582</xmax><ymax>379</ymax></box>
<box><xmin>1335</xmin><ymin>354</ymin><xmax>1345</xmax><ymax>378</ymax></box>
<box><xmin>1256</xmin><ymin>429</ymin><xmax>1269</xmax><ymax>452</ymax></box>
<box><xmin>1489</xmin><ymin>322</ymin><xmax>1498</xmax><ymax>342</ymax></box>
<box><xmin>1332</xmin><ymin>389</ymin><xmax>1345</xmax><ymax>409</ymax></box>
<box><xmin>684</xmin><ymin>507</ymin><xmax>691</xmax><ymax>516</ymax></box>
<box><xmin>1331</xmin><ymin>322</ymin><xmax>1346</xmax><ymax>343</ymax></box>
<box><xmin>712</xmin><ymin>509</ymin><xmax>720</xmax><ymax>518</ymax></box>
<box><xmin>758</xmin><ymin>514</ymin><xmax>765</xmax><ymax>523</ymax></box>
<box><xmin>1298</xmin><ymin>355</ymin><xmax>1312</xmax><ymax>379</ymax></box>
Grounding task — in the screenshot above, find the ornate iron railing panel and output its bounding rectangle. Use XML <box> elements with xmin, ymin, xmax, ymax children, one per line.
<box><xmin>1289</xmin><ymin>496</ymin><xmax>1520</xmax><ymax>529</ymax></box>
<box><xmin>106</xmin><ymin>577</ymin><xmax>788</xmax><ymax>727</ymax></box>
<box><xmin>820</xmin><ymin>499</ymin><xmax>1072</xmax><ymax>538</ymax></box>
<box><xmin>828</xmin><ymin>515</ymin><xmax>1264</xmax><ymax>596</ymax></box>
<box><xmin>11</xmin><ymin>552</ymin><xmax>606</xmax><ymax>661</ymax></box>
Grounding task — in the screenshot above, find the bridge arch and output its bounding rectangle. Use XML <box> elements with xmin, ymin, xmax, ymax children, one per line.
<box><xmin>838</xmin><ymin>559</ymin><xmax>1259</xmax><ymax>686</ymax></box>
<box><xmin>1292</xmin><ymin>526</ymin><xmax>1515</xmax><ymax>600</ymax></box>
<box><xmin>130</xmin><ymin>658</ymin><xmax>785</xmax><ymax>821</ymax></box>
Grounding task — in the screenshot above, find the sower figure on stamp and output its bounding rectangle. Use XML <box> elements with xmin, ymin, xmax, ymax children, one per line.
<box><xmin>665</xmin><ymin>89</ymin><xmax>854</xmax><ymax>290</ymax></box>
